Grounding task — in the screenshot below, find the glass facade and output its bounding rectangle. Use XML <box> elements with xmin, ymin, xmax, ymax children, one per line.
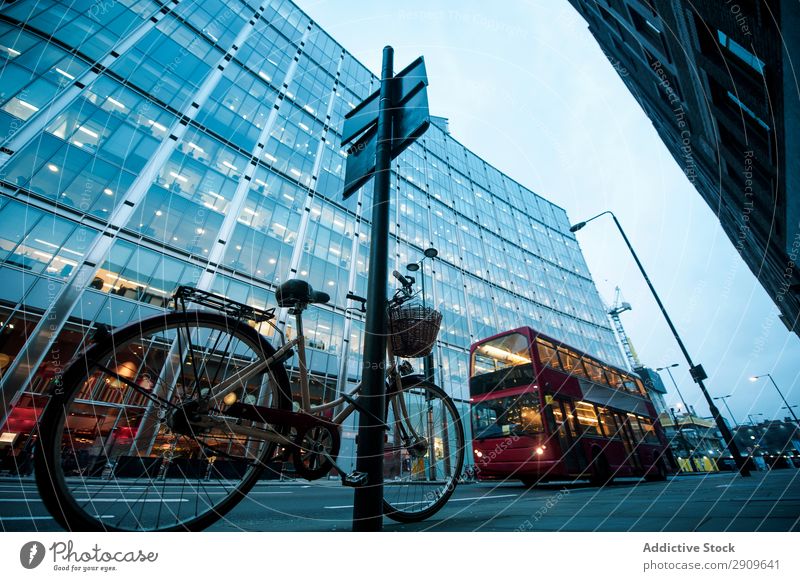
<box><xmin>0</xmin><ymin>0</ymin><xmax>625</xmax><ymax>467</ymax></box>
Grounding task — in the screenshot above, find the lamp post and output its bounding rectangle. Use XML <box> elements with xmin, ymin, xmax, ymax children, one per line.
<box><xmin>406</xmin><ymin>247</ymin><xmax>438</xmax><ymax>384</ymax></box>
<box><xmin>713</xmin><ymin>395</ymin><xmax>739</xmax><ymax>428</ymax></box>
<box><xmin>670</xmin><ymin>406</ymin><xmax>694</xmax><ymax>469</ymax></box>
<box><xmin>750</xmin><ymin>374</ymin><xmax>799</xmax><ymax>424</ymax></box>
<box><xmin>570</xmin><ymin>211</ymin><xmax>750</xmax><ymax>476</ymax></box>
<box><xmin>656</xmin><ymin>364</ymin><xmax>691</xmax><ymax>422</ymax></box>
<box><xmin>747</xmin><ymin>413</ymin><xmax>764</xmax><ymax>426</ymax></box>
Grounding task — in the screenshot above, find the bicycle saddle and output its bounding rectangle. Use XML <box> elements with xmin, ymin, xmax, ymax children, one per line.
<box><xmin>275</xmin><ymin>279</ymin><xmax>330</xmax><ymax>307</ymax></box>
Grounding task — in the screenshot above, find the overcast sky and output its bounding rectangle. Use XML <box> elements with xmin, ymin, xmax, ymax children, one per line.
<box><xmin>295</xmin><ymin>0</ymin><xmax>800</xmax><ymax>425</ymax></box>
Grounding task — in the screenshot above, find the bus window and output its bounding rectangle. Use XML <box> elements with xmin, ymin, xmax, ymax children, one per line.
<box><xmin>558</xmin><ymin>348</ymin><xmax>586</xmax><ymax>378</ymax></box>
<box><xmin>639</xmin><ymin>417</ymin><xmax>659</xmax><ymax>443</ymax></box>
<box><xmin>583</xmin><ymin>360</ymin><xmax>606</xmax><ymax>384</ymax></box>
<box><xmin>551</xmin><ymin>401</ymin><xmax>564</xmax><ymax>426</ymax></box>
<box><xmin>470</xmin><ymin>333</ymin><xmax>534</xmax><ymax>395</ymax></box>
<box><xmin>605</xmin><ymin>369</ymin><xmax>624</xmax><ymax>390</ymax></box>
<box><xmin>536</xmin><ymin>339</ymin><xmax>561</xmax><ymax>370</ymax></box>
<box><xmin>574</xmin><ymin>401</ymin><xmax>600</xmax><ymax>436</ymax></box>
<box><xmin>622</xmin><ymin>378</ymin><xmax>639</xmax><ymax>394</ymax></box>
<box><xmin>471</xmin><ymin>393</ymin><xmax>544</xmax><ymax>440</ymax></box>
<box><xmin>597</xmin><ymin>407</ymin><xmax>619</xmax><ymax>438</ymax></box>
<box><xmin>627</xmin><ymin>413</ymin><xmax>645</xmax><ymax>442</ymax></box>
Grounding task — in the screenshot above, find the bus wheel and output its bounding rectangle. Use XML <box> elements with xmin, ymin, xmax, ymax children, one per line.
<box><xmin>589</xmin><ymin>452</ymin><xmax>613</xmax><ymax>486</ymax></box>
<box><xmin>520</xmin><ymin>477</ymin><xmax>541</xmax><ymax>488</ymax></box>
<box><xmin>645</xmin><ymin>457</ymin><xmax>668</xmax><ymax>482</ymax></box>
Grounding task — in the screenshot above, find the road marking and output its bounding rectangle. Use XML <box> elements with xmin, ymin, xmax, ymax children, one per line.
<box><xmin>324</xmin><ymin>493</ymin><xmax>518</xmax><ymax>509</ymax></box>
<box><xmin>1</xmin><ymin>491</ymin><xmax>294</xmax><ymax>502</ymax></box>
<box><xmin>445</xmin><ymin>494</ymin><xmax>518</xmax><ymax>503</ymax></box>
<box><xmin>74</xmin><ymin>498</ymin><xmax>189</xmax><ymax>503</ymax></box>
<box><xmin>0</xmin><ymin>515</ymin><xmax>113</xmax><ymax>521</ymax></box>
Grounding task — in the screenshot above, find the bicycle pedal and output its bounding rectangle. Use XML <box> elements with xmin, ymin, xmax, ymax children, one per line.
<box><xmin>341</xmin><ymin>471</ymin><xmax>368</xmax><ymax>487</ymax></box>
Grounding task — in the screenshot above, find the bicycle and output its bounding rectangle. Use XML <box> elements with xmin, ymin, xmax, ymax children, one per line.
<box><xmin>34</xmin><ymin>271</ymin><xmax>465</xmax><ymax>531</ymax></box>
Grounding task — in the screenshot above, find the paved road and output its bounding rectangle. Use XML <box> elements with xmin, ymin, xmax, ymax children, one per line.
<box><xmin>1</xmin><ymin>470</ymin><xmax>798</xmax><ymax>532</ymax></box>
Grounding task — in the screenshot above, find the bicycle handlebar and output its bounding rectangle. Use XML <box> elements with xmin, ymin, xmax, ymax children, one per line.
<box><xmin>346</xmin><ymin>292</ymin><xmax>366</xmax><ymax>303</ymax></box>
<box><xmin>392</xmin><ymin>270</ymin><xmax>411</xmax><ymax>288</ymax></box>
<box><xmin>346</xmin><ymin>274</ymin><xmax>415</xmax><ymax>311</ymax></box>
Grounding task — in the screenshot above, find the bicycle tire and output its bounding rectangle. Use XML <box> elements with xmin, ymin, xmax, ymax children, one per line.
<box><xmin>382</xmin><ymin>378</ymin><xmax>465</xmax><ymax>523</ymax></box>
<box><xmin>35</xmin><ymin>310</ymin><xmax>292</xmax><ymax>532</ymax></box>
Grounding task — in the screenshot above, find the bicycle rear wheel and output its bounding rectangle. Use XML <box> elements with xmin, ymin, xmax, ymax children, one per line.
<box><xmin>35</xmin><ymin>310</ymin><xmax>291</xmax><ymax>531</ymax></box>
<box><xmin>382</xmin><ymin>378</ymin><xmax>465</xmax><ymax>523</ymax></box>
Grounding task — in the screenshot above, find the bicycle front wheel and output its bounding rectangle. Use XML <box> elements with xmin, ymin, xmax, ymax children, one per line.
<box><xmin>383</xmin><ymin>378</ymin><xmax>465</xmax><ymax>523</ymax></box>
<box><xmin>35</xmin><ymin>310</ymin><xmax>291</xmax><ymax>532</ymax></box>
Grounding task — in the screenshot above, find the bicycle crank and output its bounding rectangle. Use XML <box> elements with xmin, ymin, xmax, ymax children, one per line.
<box><xmin>290</xmin><ymin>423</ymin><xmax>341</xmax><ymax>481</ymax></box>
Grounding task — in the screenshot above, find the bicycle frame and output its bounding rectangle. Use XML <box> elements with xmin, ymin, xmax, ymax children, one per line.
<box><xmin>200</xmin><ymin>304</ymin><xmax>415</xmax><ymax>451</ymax></box>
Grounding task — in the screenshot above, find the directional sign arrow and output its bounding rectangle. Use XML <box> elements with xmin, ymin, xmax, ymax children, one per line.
<box><xmin>340</xmin><ymin>56</ymin><xmax>428</xmax><ymax>146</ymax></box>
<box><xmin>342</xmin><ymin>125</ymin><xmax>379</xmax><ymax>200</ymax></box>
<box><xmin>342</xmin><ymin>85</ymin><xmax>429</xmax><ymax>200</ymax></box>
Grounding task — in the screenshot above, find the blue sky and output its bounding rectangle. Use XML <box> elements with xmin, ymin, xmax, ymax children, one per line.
<box><xmin>296</xmin><ymin>0</ymin><xmax>800</xmax><ymax>425</ymax></box>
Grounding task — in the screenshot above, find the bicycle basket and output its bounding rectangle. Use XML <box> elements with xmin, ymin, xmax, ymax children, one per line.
<box><xmin>388</xmin><ymin>304</ymin><xmax>442</xmax><ymax>358</ymax></box>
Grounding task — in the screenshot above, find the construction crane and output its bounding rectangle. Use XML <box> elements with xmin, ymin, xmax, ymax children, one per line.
<box><xmin>607</xmin><ymin>287</ymin><xmax>641</xmax><ymax>370</ymax></box>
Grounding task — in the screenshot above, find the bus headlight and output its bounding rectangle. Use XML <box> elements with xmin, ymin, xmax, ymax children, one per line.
<box><xmin>535</xmin><ymin>447</ymin><xmax>545</xmax><ymax>456</ymax></box>
<box><xmin>474</xmin><ymin>449</ymin><xmax>483</xmax><ymax>458</ymax></box>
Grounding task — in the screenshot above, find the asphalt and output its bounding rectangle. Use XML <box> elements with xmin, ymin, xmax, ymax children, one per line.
<box><xmin>1</xmin><ymin>469</ymin><xmax>798</xmax><ymax>532</ymax></box>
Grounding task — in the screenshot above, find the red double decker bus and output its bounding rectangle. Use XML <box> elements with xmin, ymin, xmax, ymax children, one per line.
<box><xmin>469</xmin><ymin>327</ymin><xmax>671</xmax><ymax>485</ymax></box>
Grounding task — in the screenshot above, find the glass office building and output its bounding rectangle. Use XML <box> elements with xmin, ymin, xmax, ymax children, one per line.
<box><xmin>0</xmin><ymin>0</ymin><xmax>625</xmax><ymax>468</ymax></box>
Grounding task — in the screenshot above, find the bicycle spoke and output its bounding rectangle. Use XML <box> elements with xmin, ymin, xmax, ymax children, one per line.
<box><xmin>383</xmin><ymin>382</ymin><xmax>464</xmax><ymax>522</ymax></box>
<box><xmin>94</xmin><ymin>363</ymin><xmax>176</xmax><ymax>411</ymax></box>
<box><xmin>41</xmin><ymin>311</ymin><xmax>290</xmax><ymax>531</ymax></box>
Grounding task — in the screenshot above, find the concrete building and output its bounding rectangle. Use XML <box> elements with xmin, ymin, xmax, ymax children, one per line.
<box><xmin>568</xmin><ymin>0</ymin><xmax>800</xmax><ymax>336</ymax></box>
<box><xmin>659</xmin><ymin>410</ymin><xmax>727</xmax><ymax>471</ymax></box>
<box><xmin>734</xmin><ymin>418</ymin><xmax>800</xmax><ymax>469</ymax></box>
<box><xmin>636</xmin><ymin>366</ymin><xmax>668</xmax><ymax>414</ymax></box>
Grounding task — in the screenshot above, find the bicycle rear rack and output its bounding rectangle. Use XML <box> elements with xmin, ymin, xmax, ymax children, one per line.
<box><xmin>172</xmin><ymin>286</ymin><xmax>276</xmax><ymax>323</ymax></box>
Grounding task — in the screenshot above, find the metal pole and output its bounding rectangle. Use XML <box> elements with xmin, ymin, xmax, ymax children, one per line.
<box><xmin>715</xmin><ymin>396</ymin><xmax>738</xmax><ymax>427</ymax></box>
<box><xmin>767</xmin><ymin>374</ymin><xmax>800</xmax><ymax>424</ymax></box>
<box><xmin>663</xmin><ymin>366</ymin><xmax>691</xmax><ymax>420</ymax></box>
<box><xmin>606</xmin><ymin>213</ymin><xmax>750</xmax><ymax>476</ymax></box>
<box><xmin>421</xmin><ymin>259</ymin><xmax>435</xmax><ymax>384</ymax></box>
<box><xmin>670</xmin><ymin>407</ymin><xmax>692</xmax><ymax>470</ymax></box>
<box><xmin>352</xmin><ymin>45</ymin><xmax>394</xmax><ymax>532</ymax></box>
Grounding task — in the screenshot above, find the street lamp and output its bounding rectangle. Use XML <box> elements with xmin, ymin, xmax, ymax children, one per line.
<box><xmin>407</xmin><ymin>247</ymin><xmax>438</xmax><ymax>384</ymax></box>
<box><xmin>750</xmin><ymin>374</ymin><xmax>800</xmax><ymax>425</ymax></box>
<box><xmin>747</xmin><ymin>413</ymin><xmax>764</xmax><ymax>426</ymax></box>
<box><xmin>571</xmin><ymin>211</ymin><xmax>750</xmax><ymax>476</ymax></box>
<box><xmin>656</xmin><ymin>364</ymin><xmax>691</xmax><ymax>423</ymax></box>
<box><xmin>669</xmin><ymin>406</ymin><xmax>694</xmax><ymax>469</ymax></box>
<box><xmin>713</xmin><ymin>395</ymin><xmax>739</xmax><ymax>427</ymax></box>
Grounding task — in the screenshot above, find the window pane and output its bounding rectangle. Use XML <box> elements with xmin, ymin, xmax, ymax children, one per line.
<box><xmin>627</xmin><ymin>413</ymin><xmax>645</xmax><ymax>442</ymax></box>
<box><xmin>598</xmin><ymin>407</ymin><xmax>619</xmax><ymax>438</ymax></box>
<box><xmin>575</xmin><ymin>401</ymin><xmax>600</xmax><ymax>436</ymax></box>
<box><xmin>536</xmin><ymin>339</ymin><xmax>561</xmax><ymax>370</ymax></box>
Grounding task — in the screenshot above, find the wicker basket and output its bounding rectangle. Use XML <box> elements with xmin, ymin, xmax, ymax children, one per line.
<box><xmin>388</xmin><ymin>304</ymin><xmax>442</xmax><ymax>358</ymax></box>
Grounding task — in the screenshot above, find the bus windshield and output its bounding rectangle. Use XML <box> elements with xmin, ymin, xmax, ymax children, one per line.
<box><xmin>472</xmin><ymin>393</ymin><xmax>544</xmax><ymax>440</ymax></box>
<box><xmin>470</xmin><ymin>332</ymin><xmax>534</xmax><ymax>395</ymax></box>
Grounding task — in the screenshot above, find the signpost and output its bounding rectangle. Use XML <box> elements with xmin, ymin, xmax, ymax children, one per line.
<box><xmin>342</xmin><ymin>53</ymin><xmax>430</xmax><ymax>199</ymax></box>
<box><xmin>341</xmin><ymin>47</ymin><xmax>429</xmax><ymax>531</ymax></box>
